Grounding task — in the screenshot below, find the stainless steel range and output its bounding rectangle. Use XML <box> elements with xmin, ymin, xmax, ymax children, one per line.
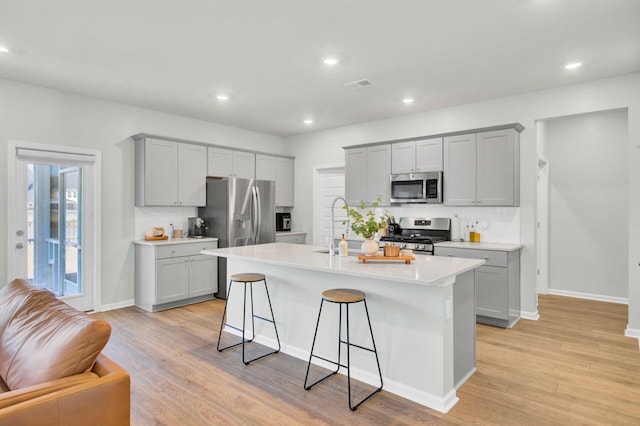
<box><xmin>379</xmin><ymin>217</ymin><xmax>451</xmax><ymax>255</ymax></box>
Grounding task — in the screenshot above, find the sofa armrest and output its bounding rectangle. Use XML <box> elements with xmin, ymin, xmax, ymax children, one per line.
<box><xmin>0</xmin><ymin>354</ymin><xmax>130</xmax><ymax>426</ymax></box>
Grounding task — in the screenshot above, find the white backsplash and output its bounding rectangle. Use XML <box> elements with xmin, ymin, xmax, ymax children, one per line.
<box><xmin>376</xmin><ymin>205</ymin><xmax>520</xmax><ymax>243</ymax></box>
<box><xmin>134</xmin><ymin>206</ymin><xmax>198</xmax><ymax>239</ymax></box>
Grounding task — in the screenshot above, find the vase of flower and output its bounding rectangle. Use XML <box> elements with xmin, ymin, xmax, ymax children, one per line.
<box><xmin>343</xmin><ymin>196</ymin><xmax>387</xmax><ymax>256</ymax></box>
<box><xmin>360</xmin><ymin>238</ymin><xmax>379</xmax><ymax>256</ymax></box>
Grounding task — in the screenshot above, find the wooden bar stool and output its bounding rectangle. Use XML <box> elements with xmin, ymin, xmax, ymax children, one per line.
<box><xmin>303</xmin><ymin>288</ymin><xmax>383</xmax><ymax>411</ymax></box>
<box><xmin>217</xmin><ymin>273</ymin><xmax>281</xmax><ymax>365</ymax></box>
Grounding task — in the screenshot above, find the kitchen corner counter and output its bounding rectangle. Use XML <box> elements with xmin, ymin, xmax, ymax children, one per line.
<box><xmin>434</xmin><ymin>241</ymin><xmax>523</xmax><ymax>252</ymax></box>
<box><xmin>133</xmin><ymin>237</ymin><xmax>219</xmax><ymax>246</ymax></box>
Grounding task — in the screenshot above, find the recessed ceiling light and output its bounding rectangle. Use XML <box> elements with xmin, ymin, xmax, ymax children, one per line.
<box><xmin>402</xmin><ymin>98</ymin><xmax>415</xmax><ymax>104</ymax></box>
<box><xmin>0</xmin><ymin>46</ymin><xmax>9</xmax><ymax>54</ymax></box>
<box><xmin>323</xmin><ymin>57</ymin><xmax>339</xmax><ymax>66</ymax></box>
<box><xmin>216</xmin><ymin>94</ymin><xmax>229</xmax><ymax>101</ymax></box>
<box><xmin>303</xmin><ymin>119</ymin><xmax>314</xmax><ymax>125</ymax></box>
<box><xmin>564</xmin><ymin>62</ymin><xmax>582</xmax><ymax>70</ymax></box>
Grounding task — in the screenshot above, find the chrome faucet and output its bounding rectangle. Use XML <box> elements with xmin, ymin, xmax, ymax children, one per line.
<box><xmin>330</xmin><ymin>196</ymin><xmax>349</xmax><ymax>255</ymax></box>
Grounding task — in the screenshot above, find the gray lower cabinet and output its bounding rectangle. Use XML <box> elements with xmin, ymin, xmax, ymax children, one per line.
<box><xmin>135</xmin><ymin>240</ymin><xmax>218</xmax><ymax>312</ymax></box>
<box><xmin>276</xmin><ymin>233</ymin><xmax>306</xmax><ymax>244</ymax></box>
<box><xmin>434</xmin><ymin>246</ymin><xmax>520</xmax><ymax>328</ymax></box>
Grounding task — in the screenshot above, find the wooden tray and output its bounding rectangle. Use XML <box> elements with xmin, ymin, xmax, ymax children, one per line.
<box><xmin>144</xmin><ymin>235</ymin><xmax>168</xmax><ymax>241</ymax></box>
<box><xmin>358</xmin><ymin>254</ymin><xmax>415</xmax><ymax>264</ymax></box>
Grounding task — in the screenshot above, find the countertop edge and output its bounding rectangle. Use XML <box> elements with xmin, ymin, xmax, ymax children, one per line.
<box><xmin>202</xmin><ymin>244</ymin><xmax>485</xmax><ymax>287</ymax></box>
<box><xmin>133</xmin><ymin>237</ymin><xmax>219</xmax><ymax>246</ymax></box>
<box><xmin>434</xmin><ymin>241</ymin><xmax>523</xmax><ymax>252</ymax></box>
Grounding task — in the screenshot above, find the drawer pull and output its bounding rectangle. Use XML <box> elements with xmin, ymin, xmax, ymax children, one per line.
<box><xmin>484</xmin><ymin>256</ymin><xmax>488</xmax><ymax>260</ymax></box>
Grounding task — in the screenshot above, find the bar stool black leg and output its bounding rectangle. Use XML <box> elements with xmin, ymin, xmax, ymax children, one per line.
<box><xmin>217</xmin><ymin>277</ymin><xmax>280</xmax><ymax>365</ymax></box>
<box><xmin>304</xmin><ymin>293</ymin><xmax>383</xmax><ymax>411</ymax></box>
<box><xmin>304</xmin><ymin>299</ymin><xmax>341</xmax><ymax>389</ymax></box>
<box><xmin>346</xmin><ymin>300</ymin><xmax>383</xmax><ymax>411</ymax></box>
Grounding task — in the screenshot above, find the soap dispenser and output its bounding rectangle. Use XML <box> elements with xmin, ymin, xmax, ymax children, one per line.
<box><xmin>339</xmin><ymin>234</ymin><xmax>349</xmax><ymax>257</ymax></box>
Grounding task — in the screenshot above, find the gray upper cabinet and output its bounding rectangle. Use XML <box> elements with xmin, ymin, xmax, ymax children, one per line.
<box><xmin>392</xmin><ymin>138</ymin><xmax>443</xmax><ymax>174</ymax></box>
<box><xmin>255</xmin><ymin>154</ymin><xmax>276</xmax><ymax>181</ymax></box>
<box><xmin>345</xmin><ymin>148</ymin><xmax>367</xmax><ymax>204</ymax></box>
<box><xmin>207</xmin><ymin>147</ymin><xmax>234</xmax><ymax>177</ymax></box>
<box><xmin>366</xmin><ymin>145</ymin><xmax>391</xmax><ymax>205</ymax></box>
<box><xmin>476</xmin><ymin>129</ymin><xmax>518</xmax><ymax>206</ymax></box>
<box><xmin>207</xmin><ymin>147</ymin><xmax>255</xmax><ymax>179</ymax></box>
<box><xmin>232</xmin><ymin>151</ymin><xmax>255</xmax><ymax>179</ymax></box>
<box><xmin>256</xmin><ymin>154</ymin><xmax>294</xmax><ymax>207</ymax></box>
<box><xmin>135</xmin><ymin>138</ymin><xmax>206</xmax><ymax>207</ymax></box>
<box><xmin>275</xmin><ymin>157</ymin><xmax>294</xmax><ymax>207</ymax></box>
<box><xmin>444</xmin><ymin>129</ymin><xmax>519</xmax><ymax>206</ymax></box>
<box><xmin>178</xmin><ymin>143</ymin><xmax>207</xmax><ymax>206</ymax></box>
<box><xmin>345</xmin><ymin>145</ymin><xmax>391</xmax><ymax>206</ymax></box>
<box><xmin>444</xmin><ymin>134</ymin><xmax>477</xmax><ymax>205</ymax></box>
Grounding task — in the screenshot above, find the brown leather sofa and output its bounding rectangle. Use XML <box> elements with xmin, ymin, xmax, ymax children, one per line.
<box><xmin>0</xmin><ymin>279</ymin><xmax>130</xmax><ymax>425</ymax></box>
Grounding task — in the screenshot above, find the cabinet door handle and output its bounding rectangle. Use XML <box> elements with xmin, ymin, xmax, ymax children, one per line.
<box><xmin>484</xmin><ymin>256</ymin><xmax>488</xmax><ymax>260</ymax></box>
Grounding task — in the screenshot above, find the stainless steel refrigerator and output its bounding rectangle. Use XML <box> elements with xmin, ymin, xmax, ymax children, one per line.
<box><xmin>198</xmin><ymin>177</ymin><xmax>276</xmax><ymax>299</ymax></box>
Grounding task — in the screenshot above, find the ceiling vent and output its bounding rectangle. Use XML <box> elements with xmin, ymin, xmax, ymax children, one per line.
<box><xmin>344</xmin><ymin>79</ymin><xmax>376</xmax><ymax>89</ymax></box>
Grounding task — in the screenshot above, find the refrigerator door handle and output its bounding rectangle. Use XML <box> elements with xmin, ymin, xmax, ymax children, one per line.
<box><xmin>251</xmin><ymin>185</ymin><xmax>259</xmax><ymax>243</ymax></box>
<box><xmin>255</xmin><ymin>185</ymin><xmax>263</xmax><ymax>244</ymax></box>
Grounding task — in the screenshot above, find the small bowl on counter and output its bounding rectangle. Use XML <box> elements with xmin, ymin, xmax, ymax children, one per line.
<box><xmin>400</xmin><ymin>249</ymin><xmax>414</xmax><ymax>257</ymax></box>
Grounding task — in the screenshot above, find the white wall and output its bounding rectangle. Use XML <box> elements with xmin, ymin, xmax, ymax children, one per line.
<box><xmin>0</xmin><ymin>78</ymin><xmax>284</xmax><ymax>308</ymax></box>
<box><xmin>284</xmin><ymin>72</ymin><xmax>640</xmax><ymax>331</ymax></box>
<box><xmin>544</xmin><ymin>109</ymin><xmax>628</xmax><ymax>299</ymax></box>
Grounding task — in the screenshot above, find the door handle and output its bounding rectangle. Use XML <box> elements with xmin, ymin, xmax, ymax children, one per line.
<box><xmin>16</xmin><ymin>243</ymin><xmax>24</xmax><ymax>249</ymax></box>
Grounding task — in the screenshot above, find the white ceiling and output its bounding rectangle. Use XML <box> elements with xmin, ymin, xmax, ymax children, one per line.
<box><xmin>1</xmin><ymin>1</ymin><xmax>639</xmax><ymax>136</ymax></box>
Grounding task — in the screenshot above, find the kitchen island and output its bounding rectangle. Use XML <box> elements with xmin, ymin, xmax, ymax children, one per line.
<box><xmin>202</xmin><ymin>242</ymin><xmax>485</xmax><ymax>413</ymax></box>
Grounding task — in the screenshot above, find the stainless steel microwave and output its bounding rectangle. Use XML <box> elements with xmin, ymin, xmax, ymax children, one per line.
<box><xmin>390</xmin><ymin>171</ymin><xmax>443</xmax><ymax>204</ymax></box>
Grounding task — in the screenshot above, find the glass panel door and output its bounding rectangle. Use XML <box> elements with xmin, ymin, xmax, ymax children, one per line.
<box><xmin>26</xmin><ymin>163</ymin><xmax>84</xmax><ymax>299</ymax></box>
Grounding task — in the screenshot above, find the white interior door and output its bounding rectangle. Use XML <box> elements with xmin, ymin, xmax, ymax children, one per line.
<box><xmin>8</xmin><ymin>142</ymin><xmax>100</xmax><ymax>311</ymax></box>
<box><xmin>313</xmin><ymin>165</ymin><xmax>346</xmax><ymax>246</ymax></box>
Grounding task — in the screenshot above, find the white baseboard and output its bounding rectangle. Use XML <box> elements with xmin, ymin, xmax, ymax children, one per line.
<box><xmin>520</xmin><ymin>310</ymin><xmax>540</xmax><ymax>321</ymax></box>
<box><xmin>98</xmin><ymin>299</ymin><xmax>135</xmax><ymax>312</ymax></box>
<box><xmin>625</xmin><ymin>327</ymin><xmax>640</xmax><ymax>349</ymax></box>
<box><xmin>222</xmin><ymin>326</ymin><xmax>459</xmax><ymax>413</ymax></box>
<box><xmin>547</xmin><ymin>288</ymin><xmax>628</xmax><ymax>305</ymax></box>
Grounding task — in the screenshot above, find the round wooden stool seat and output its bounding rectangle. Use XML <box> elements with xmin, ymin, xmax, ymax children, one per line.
<box><xmin>230</xmin><ymin>273</ymin><xmax>266</xmax><ymax>283</ymax></box>
<box><xmin>322</xmin><ymin>288</ymin><xmax>366</xmax><ymax>304</ymax></box>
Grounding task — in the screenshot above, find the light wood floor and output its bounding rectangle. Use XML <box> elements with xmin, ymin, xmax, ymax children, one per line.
<box><xmin>96</xmin><ymin>295</ymin><xmax>640</xmax><ymax>425</ymax></box>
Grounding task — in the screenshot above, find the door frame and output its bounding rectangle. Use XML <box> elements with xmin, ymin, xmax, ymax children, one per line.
<box><xmin>536</xmin><ymin>153</ymin><xmax>549</xmax><ymax>295</ymax></box>
<box><xmin>6</xmin><ymin>141</ymin><xmax>102</xmax><ymax>311</ymax></box>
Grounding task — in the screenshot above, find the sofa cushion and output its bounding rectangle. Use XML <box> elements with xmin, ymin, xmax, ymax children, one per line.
<box><xmin>0</xmin><ymin>280</ymin><xmax>52</xmax><ymax>337</ymax></box>
<box><xmin>0</xmin><ymin>280</ymin><xmax>111</xmax><ymax>390</ymax></box>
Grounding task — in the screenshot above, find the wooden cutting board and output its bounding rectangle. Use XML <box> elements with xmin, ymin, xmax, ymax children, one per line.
<box><xmin>144</xmin><ymin>235</ymin><xmax>168</xmax><ymax>241</ymax></box>
<box><xmin>358</xmin><ymin>254</ymin><xmax>415</xmax><ymax>264</ymax></box>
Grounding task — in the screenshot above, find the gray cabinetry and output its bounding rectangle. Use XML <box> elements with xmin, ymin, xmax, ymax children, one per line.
<box><xmin>434</xmin><ymin>245</ymin><xmax>520</xmax><ymax>328</ymax></box>
<box><xmin>135</xmin><ymin>137</ymin><xmax>206</xmax><ymax>206</ymax></box>
<box><xmin>392</xmin><ymin>138</ymin><xmax>443</xmax><ymax>174</ymax></box>
<box><xmin>443</xmin><ymin>129</ymin><xmax>519</xmax><ymax>206</ymax></box>
<box><xmin>345</xmin><ymin>145</ymin><xmax>391</xmax><ymax>205</ymax></box>
<box><xmin>207</xmin><ymin>147</ymin><xmax>234</xmax><ymax>177</ymax></box>
<box><xmin>276</xmin><ymin>233</ymin><xmax>306</xmax><ymax>244</ymax></box>
<box><xmin>443</xmin><ymin>133</ymin><xmax>477</xmax><ymax>205</ymax></box>
<box><xmin>345</xmin><ymin>148</ymin><xmax>366</xmax><ymax>204</ymax></box>
<box><xmin>207</xmin><ymin>147</ymin><xmax>255</xmax><ymax>179</ymax></box>
<box><xmin>256</xmin><ymin>154</ymin><xmax>294</xmax><ymax>207</ymax></box>
<box><xmin>135</xmin><ymin>240</ymin><xmax>218</xmax><ymax>312</ymax></box>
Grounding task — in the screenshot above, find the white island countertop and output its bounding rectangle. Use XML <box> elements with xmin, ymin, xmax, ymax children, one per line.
<box><xmin>434</xmin><ymin>241</ymin><xmax>523</xmax><ymax>252</ymax></box>
<box><xmin>202</xmin><ymin>242</ymin><xmax>484</xmax><ymax>287</ymax></box>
